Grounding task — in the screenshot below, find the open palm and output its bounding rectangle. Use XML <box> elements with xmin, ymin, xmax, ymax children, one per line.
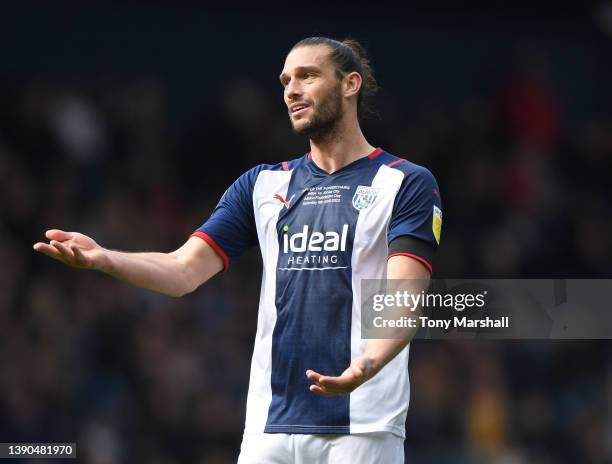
<box><xmin>33</xmin><ymin>229</ymin><xmax>103</xmax><ymax>269</ymax></box>
<box><xmin>306</xmin><ymin>355</ymin><xmax>375</xmax><ymax>396</ymax></box>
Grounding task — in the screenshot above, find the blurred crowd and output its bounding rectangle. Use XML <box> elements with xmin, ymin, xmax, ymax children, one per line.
<box><xmin>1</xmin><ymin>43</ymin><xmax>611</xmax><ymax>463</ymax></box>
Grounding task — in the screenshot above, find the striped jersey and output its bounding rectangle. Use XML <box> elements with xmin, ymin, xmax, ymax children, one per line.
<box><xmin>193</xmin><ymin>147</ymin><xmax>442</xmax><ymax>438</ymax></box>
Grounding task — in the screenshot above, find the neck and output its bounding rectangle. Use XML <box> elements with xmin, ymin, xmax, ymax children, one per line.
<box><xmin>309</xmin><ymin>115</ymin><xmax>375</xmax><ymax>174</ymax></box>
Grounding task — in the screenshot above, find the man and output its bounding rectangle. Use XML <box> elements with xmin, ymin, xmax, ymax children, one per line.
<box><xmin>34</xmin><ymin>37</ymin><xmax>442</xmax><ymax>463</ymax></box>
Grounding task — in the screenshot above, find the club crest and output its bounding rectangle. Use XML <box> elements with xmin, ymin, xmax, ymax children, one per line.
<box><xmin>352</xmin><ymin>186</ymin><xmax>379</xmax><ymax>211</ymax></box>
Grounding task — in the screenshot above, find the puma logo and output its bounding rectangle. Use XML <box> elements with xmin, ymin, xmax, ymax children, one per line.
<box><xmin>274</xmin><ymin>193</ymin><xmax>295</xmax><ymax>209</ymax></box>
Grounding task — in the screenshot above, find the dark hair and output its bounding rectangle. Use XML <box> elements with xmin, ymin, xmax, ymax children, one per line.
<box><xmin>291</xmin><ymin>37</ymin><xmax>379</xmax><ymax>120</ymax></box>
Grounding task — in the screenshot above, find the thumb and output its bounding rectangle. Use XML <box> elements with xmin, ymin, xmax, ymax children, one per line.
<box><xmin>46</xmin><ymin>229</ymin><xmax>72</xmax><ymax>241</ymax></box>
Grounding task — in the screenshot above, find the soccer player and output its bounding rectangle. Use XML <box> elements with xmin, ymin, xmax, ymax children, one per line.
<box><xmin>33</xmin><ymin>37</ymin><xmax>442</xmax><ymax>463</ymax></box>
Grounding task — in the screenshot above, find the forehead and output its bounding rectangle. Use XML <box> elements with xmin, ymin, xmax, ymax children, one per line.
<box><xmin>281</xmin><ymin>45</ymin><xmax>334</xmax><ymax>74</ymax></box>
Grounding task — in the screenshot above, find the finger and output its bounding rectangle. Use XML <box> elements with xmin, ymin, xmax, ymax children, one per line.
<box><xmin>51</xmin><ymin>240</ymin><xmax>75</xmax><ymax>261</ymax></box>
<box><xmin>46</xmin><ymin>229</ymin><xmax>72</xmax><ymax>241</ymax></box>
<box><xmin>317</xmin><ymin>375</ymin><xmax>345</xmax><ymax>388</ymax></box>
<box><xmin>306</xmin><ymin>370</ymin><xmax>350</xmax><ymax>392</ymax></box>
<box><xmin>71</xmin><ymin>246</ymin><xmax>88</xmax><ymax>267</ymax></box>
<box><xmin>305</xmin><ymin>370</ymin><xmax>322</xmax><ymax>382</ymax></box>
<box><xmin>33</xmin><ymin>242</ymin><xmax>62</xmax><ymax>258</ymax></box>
<box><xmin>309</xmin><ymin>385</ymin><xmax>337</xmax><ymax>397</ymax></box>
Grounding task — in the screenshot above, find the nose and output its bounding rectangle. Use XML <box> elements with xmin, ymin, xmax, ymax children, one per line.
<box><xmin>285</xmin><ymin>78</ymin><xmax>302</xmax><ymax>102</ymax></box>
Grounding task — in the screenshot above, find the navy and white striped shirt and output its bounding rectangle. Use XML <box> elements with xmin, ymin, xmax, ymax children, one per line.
<box><xmin>193</xmin><ymin>147</ymin><xmax>442</xmax><ymax>438</ymax></box>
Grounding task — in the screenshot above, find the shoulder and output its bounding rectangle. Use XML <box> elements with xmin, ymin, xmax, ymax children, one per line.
<box><xmin>378</xmin><ymin>150</ymin><xmax>439</xmax><ymax>188</ymax></box>
<box><xmin>280</xmin><ymin>152</ymin><xmax>311</xmax><ymax>172</ymax></box>
<box><xmin>241</xmin><ymin>153</ymin><xmax>310</xmax><ymax>181</ymax></box>
<box><xmin>228</xmin><ymin>153</ymin><xmax>310</xmax><ymax>195</ymax></box>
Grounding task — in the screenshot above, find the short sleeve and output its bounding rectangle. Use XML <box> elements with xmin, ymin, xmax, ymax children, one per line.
<box><xmin>387</xmin><ymin>166</ymin><xmax>442</xmax><ymax>271</ymax></box>
<box><xmin>192</xmin><ymin>166</ymin><xmax>263</xmax><ymax>272</ymax></box>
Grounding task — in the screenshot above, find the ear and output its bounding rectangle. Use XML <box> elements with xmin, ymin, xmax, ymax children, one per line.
<box><xmin>342</xmin><ymin>71</ymin><xmax>362</xmax><ymax>99</ymax></box>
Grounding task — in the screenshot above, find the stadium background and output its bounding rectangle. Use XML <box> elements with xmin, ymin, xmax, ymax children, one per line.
<box><xmin>1</xmin><ymin>1</ymin><xmax>611</xmax><ymax>463</ymax></box>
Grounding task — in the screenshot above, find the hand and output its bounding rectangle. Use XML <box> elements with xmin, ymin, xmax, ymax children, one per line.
<box><xmin>306</xmin><ymin>355</ymin><xmax>377</xmax><ymax>397</ymax></box>
<box><xmin>33</xmin><ymin>229</ymin><xmax>105</xmax><ymax>270</ymax></box>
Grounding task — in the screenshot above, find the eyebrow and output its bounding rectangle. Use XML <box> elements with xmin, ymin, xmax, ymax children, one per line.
<box><xmin>279</xmin><ymin>65</ymin><xmax>322</xmax><ymax>84</ymax></box>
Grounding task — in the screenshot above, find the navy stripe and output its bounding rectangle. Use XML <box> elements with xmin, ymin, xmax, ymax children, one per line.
<box><xmin>265</xmin><ymin>158</ymin><xmax>380</xmax><ymax>433</ymax></box>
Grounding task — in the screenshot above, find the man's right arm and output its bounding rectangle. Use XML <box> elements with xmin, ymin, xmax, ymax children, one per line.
<box><xmin>33</xmin><ymin>229</ymin><xmax>223</xmax><ymax>297</ymax></box>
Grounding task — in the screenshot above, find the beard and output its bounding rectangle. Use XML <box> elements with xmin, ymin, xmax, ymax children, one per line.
<box><xmin>289</xmin><ymin>84</ymin><xmax>343</xmax><ymax>142</ymax></box>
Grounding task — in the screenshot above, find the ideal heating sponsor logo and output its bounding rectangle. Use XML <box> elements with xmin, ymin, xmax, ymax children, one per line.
<box><xmin>279</xmin><ymin>224</ymin><xmax>349</xmax><ymax>270</ymax></box>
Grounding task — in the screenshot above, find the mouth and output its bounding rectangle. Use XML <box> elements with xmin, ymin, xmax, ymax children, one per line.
<box><xmin>290</xmin><ymin>103</ymin><xmax>310</xmax><ymax>117</ymax></box>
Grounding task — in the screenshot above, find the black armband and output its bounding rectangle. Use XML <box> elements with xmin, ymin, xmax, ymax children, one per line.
<box><xmin>388</xmin><ymin>236</ymin><xmax>435</xmax><ymax>273</ymax></box>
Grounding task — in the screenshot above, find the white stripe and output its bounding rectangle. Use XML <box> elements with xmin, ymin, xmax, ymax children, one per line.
<box><xmin>243</xmin><ymin>168</ymin><xmax>293</xmax><ymax>434</ymax></box>
<box><xmin>278</xmin><ymin>266</ymin><xmax>349</xmax><ymax>271</ymax></box>
<box><xmin>349</xmin><ymin>164</ymin><xmax>411</xmax><ymax>438</ymax></box>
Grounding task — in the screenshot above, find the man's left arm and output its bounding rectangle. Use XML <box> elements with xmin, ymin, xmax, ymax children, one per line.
<box><xmin>306</xmin><ymin>255</ymin><xmax>430</xmax><ymax>396</ymax></box>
